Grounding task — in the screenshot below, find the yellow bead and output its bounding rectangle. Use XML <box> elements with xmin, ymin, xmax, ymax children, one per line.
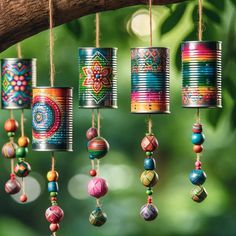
<box><xmin>18</xmin><ymin>136</ymin><xmax>30</xmax><ymax>147</ymax></box>
<box><xmin>140</xmin><ymin>170</ymin><xmax>159</xmax><ymax>187</ymax></box>
<box><xmin>47</xmin><ymin>171</ymin><xmax>59</xmax><ymax>182</ymax></box>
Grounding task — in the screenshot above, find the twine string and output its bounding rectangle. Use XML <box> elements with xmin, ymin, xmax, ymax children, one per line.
<box><xmin>92</xmin><ymin>109</ymin><xmax>95</xmax><ymax>128</ymax></box>
<box><xmin>148</xmin><ymin>114</ymin><xmax>153</xmax><ymax>134</ymax></box>
<box><xmin>96</xmin><ymin>13</ymin><xmax>100</xmax><ymax>48</ymax></box>
<box><xmin>198</xmin><ymin>0</ymin><xmax>203</xmax><ymax>41</ymax></box>
<box><xmin>17</xmin><ymin>43</ymin><xmax>22</xmax><ymax>59</ymax></box>
<box><xmin>49</xmin><ymin>0</ymin><xmax>55</xmax><ymax>87</ymax></box>
<box><xmin>97</xmin><ymin>109</ymin><xmax>101</xmax><ymax>137</ymax></box>
<box><xmin>149</xmin><ymin>0</ymin><xmax>153</xmax><ymax>47</ymax></box>
<box><xmin>51</xmin><ymin>152</ymin><xmax>55</xmax><ymax>171</ymax></box>
<box><xmin>21</xmin><ymin>109</ymin><xmax>25</xmax><ymax>137</ymax></box>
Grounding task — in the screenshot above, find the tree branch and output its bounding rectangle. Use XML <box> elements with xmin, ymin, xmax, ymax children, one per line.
<box><xmin>0</xmin><ymin>0</ymin><xmax>188</xmax><ymax>52</ymax></box>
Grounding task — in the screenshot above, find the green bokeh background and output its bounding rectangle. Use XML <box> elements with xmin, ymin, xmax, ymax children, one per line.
<box><xmin>0</xmin><ymin>1</ymin><xmax>236</xmax><ymax>235</ymax></box>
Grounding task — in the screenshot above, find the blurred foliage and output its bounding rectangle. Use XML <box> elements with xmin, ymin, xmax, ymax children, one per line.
<box><xmin>0</xmin><ymin>0</ymin><xmax>235</xmax><ymax>236</ymax></box>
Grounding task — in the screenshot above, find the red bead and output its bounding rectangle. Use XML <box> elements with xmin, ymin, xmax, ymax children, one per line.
<box><xmin>50</xmin><ymin>197</ymin><xmax>58</xmax><ymax>202</ymax></box>
<box><xmin>89</xmin><ymin>169</ymin><xmax>97</xmax><ymax>177</ymax></box>
<box><xmin>4</xmin><ymin>119</ymin><xmax>19</xmax><ymax>132</ymax></box>
<box><xmin>20</xmin><ymin>194</ymin><xmax>28</xmax><ymax>202</ymax></box>
<box><xmin>86</xmin><ymin>127</ymin><xmax>98</xmax><ymax>140</ymax></box>
<box><xmin>49</xmin><ymin>223</ymin><xmax>59</xmax><ymax>232</ymax></box>
<box><xmin>147</xmin><ymin>196</ymin><xmax>152</xmax><ymax>204</ymax></box>
<box><xmin>45</xmin><ymin>205</ymin><xmax>64</xmax><ymax>223</ymax></box>
<box><xmin>195</xmin><ymin>161</ymin><xmax>202</xmax><ymax>169</ymax></box>
<box><xmin>193</xmin><ymin>145</ymin><xmax>203</xmax><ymax>153</ymax></box>
<box><xmin>192</xmin><ymin>123</ymin><xmax>202</xmax><ymax>133</ymax></box>
<box><xmin>141</xmin><ymin>135</ymin><xmax>159</xmax><ymax>152</ymax></box>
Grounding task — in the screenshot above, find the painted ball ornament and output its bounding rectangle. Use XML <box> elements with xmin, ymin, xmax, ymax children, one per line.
<box><xmin>140</xmin><ymin>170</ymin><xmax>159</xmax><ymax>187</ymax></box>
<box><xmin>88</xmin><ymin>177</ymin><xmax>108</xmax><ymax>198</ymax></box>
<box><xmin>4</xmin><ymin>119</ymin><xmax>19</xmax><ymax>132</ymax></box>
<box><xmin>141</xmin><ymin>134</ymin><xmax>159</xmax><ymax>152</ymax></box>
<box><xmin>191</xmin><ymin>186</ymin><xmax>208</xmax><ymax>203</ymax></box>
<box><xmin>86</xmin><ymin>127</ymin><xmax>98</xmax><ymax>140</ymax></box>
<box><xmin>18</xmin><ymin>136</ymin><xmax>30</xmax><ymax>147</ymax></box>
<box><xmin>87</xmin><ymin>137</ymin><xmax>109</xmax><ymax>159</ymax></box>
<box><xmin>89</xmin><ymin>207</ymin><xmax>107</xmax><ymax>226</ymax></box>
<box><xmin>45</xmin><ymin>205</ymin><xmax>64</xmax><ymax>223</ymax></box>
<box><xmin>47</xmin><ymin>170</ymin><xmax>59</xmax><ymax>182</ymax></box>
<box><xmin>14</xmin><ymin>161</ymin><xmax>31</xmax><ymax>177</ymax></box>
<box><xmin>2</xmin><ymin>142</ymin><xmax>17</xmax><ymax>159</ymax></box>
<box><xmin>140</xmin><ymin>204</ymin><xmax>158</xmax><ymax>221</ymax></box>
<box><xmin>5</xmin><ymin>177</ymin><xmax>21</xmax><ymax>194</ymax></box>
<box><xmin>189</xmin><ymin>169</ymin><xmax>207</xmax><ymax>185</ymax></box>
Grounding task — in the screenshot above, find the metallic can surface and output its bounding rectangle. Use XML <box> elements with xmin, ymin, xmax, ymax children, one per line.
<box><xmin>182</xmin><ymin>41</ymin><xmax>222</xmax><ymax>108</ymax></box>
<box><xmin>131</xmin><ymin>47</ymin><xmax>170</xmax><ymax>114</ymax></box>
<box><xmin>1</xmin><ymin>58</ymin><xmax>36</xmax><ymax>109</ymax></box>
<box><xmin>78</xmin><ymin>48</ymin><xmax>117</xmax><ymax>108</ymax></box>
<box><xmin>32</xmin><ymin>87</ymin><xmax>73</xmax><ymax>152</ymax></box>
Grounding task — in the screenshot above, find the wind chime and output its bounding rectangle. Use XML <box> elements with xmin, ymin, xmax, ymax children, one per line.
<box><xmin>131</xmin><ymin>0</ymin><xmax>170</xmax><ymax>221</ymax></box>
<box><xmin>181</xmin><ymin>0</ymin><xmax>222</xmax><ymax>203</ymax></box>
<box><xmin>1</xmin><ymin>43</ymin><xmax>36</xmax><ymax>203</ymax></box>
<box><xmin>32</xmin><ymin>0</ymin><xmax>73</xmax><ymax>234</ymax></box>
<box><xmin>78</xmin><ymin>13</ymin><xmax>117</xmax><ymax>226</ymax></box>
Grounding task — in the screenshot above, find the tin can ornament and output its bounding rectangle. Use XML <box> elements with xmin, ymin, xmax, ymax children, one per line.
<box><xmin>181</xmin><ymin>41</ymin><xmax>222</xmax><ymax>203</ymax></box>
<box><xmin>1</xmin><ymin>58</ymin><xmax>36</xmax><ymax>202</ymax></box>
<box><xmin>131</xmin><ymin>47</ymin><xmax>170</xmax><ymax>221</ymax></box>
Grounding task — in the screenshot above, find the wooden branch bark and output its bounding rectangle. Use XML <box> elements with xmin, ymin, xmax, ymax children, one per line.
<box><xmin>0</xmin><ymin>0</ymin><xmax>188</xmax><ymax>52</ymax></box>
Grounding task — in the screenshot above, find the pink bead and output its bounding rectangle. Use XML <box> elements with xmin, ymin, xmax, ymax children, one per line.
<box><xmin>86</xmin><ymin>127</ymin><xmax>98</xmax><ymax>140</ymax></box>
<box><xmin>88</xmin><ymin>177</ymin><xmax>108</xmax><ymax>198</ymax></box>
<box><xmin>49</xmin><ymin>223</ymin><xmax>59</xmax><ymax>232</ymax></box>
<box><xmin>20</xmin><ymin>194</ymin><xmax>28</xmax><ymax>203</ymax></box>
<box><xmin>45</xmin><ymin>205</ymin><xmax>64</xmax><ymax>223</ymax></box>
<box><xmin>195</xmin><ymin>161</ymin><xmax>202</xmax><ymax>169</ymax></box>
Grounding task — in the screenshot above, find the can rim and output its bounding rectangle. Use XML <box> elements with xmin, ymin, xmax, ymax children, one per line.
<box><xmin>130</xmin><ymin>47</ymin><xmax>170</xmax><ymax>50</ymax></box>
<box><xmin>182</xmin><ymin>40</ymin><xmax>222</xmax><ymax>44</ymax></box>
<box><xmin>32</xmin><ymin>86</ymin><xmax>73</xmax><ymax>89</ymax></box>
<box><xmin>1</xmin><ymin>58</ymin><xmax>37</xmax><ymax>61</ymax></box>
<box><xmin>78</xmin><ymin>47</ymin><xmax>118</xmax><ymax>50</ymax></box>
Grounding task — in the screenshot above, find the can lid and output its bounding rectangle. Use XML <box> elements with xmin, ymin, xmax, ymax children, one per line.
<box><xmin>1</xmin><ymin>58</ymin><xmax>37</xmax><ymax>61</ymax></box>
<box><xmin>32</xmin><ymin>86</ymin><xmax>73</xmax><ymax>89</ymax></box>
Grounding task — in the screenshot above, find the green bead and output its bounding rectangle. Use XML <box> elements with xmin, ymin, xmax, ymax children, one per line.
<box><xmin>146</xmin><ymin>189</ymin><xmax>153</xmax><ymax>195</ymax></box>
<box><xmin>16</xmin><ymin>147</ymin><xmax>28</xmax><ymax>158</ymax></box>
<box><xmin>146</xmin><ymin>151</ymin><xmax>153</xmax><ymax>156</ymax></box>
<box><xmin>51</xmin><ymin>201</ymin><xmax>58</xmax><ymax>206</ymax></box>
<box><xmin>50</xmin><ymin>192</ymin><xmax>58</xmax><ymax>197</ymax></box>
<box><xmin>7</xmin><ymin>132</ymin><xmax>15</xmax><ymax>137</ymax></box>
<box><xmin>18</xmin><ymin>158</ymin><xmax>25</xmax><ymax>162</ymax></box>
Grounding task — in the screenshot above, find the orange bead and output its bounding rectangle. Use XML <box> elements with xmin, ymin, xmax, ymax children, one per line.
<box><xmin>193</xmin><ymin>145</ymin><xmax>203</xmax><ymax>153</ymax></box>
<box><xmin>4</xmin><ymin>119</ymin><xmax>19</xmax><ymax>132</ymax></box>
<box><xmin>47</xmin><ymin>171</ymin><xmax>59</xmax><ymax>181</ymax></box>
<box><xmin>18</xmin><ymin>136</ymin><xmax>30</xmax><ymax>147</ymax></box>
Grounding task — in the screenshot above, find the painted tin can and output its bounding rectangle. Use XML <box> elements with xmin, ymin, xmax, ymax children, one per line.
<box><xmin>1</xmin><ymin>58</ymin><xmax>36</xmax><ymax>109</ymax></box>
<box><xmin>131</xmin><ymin>47</ymin><xmax>170</xmax><ymax>114</ymax></box>
<box><xmin>182</xmin><ymin>41</ymin><xmax>222</xmax><ymax>108</ymax></box>
<box><xmin>32</xmin><ymin>87</ymin><xmax>73</xmax><ymax>152</ymax></box>
<box><xmin>78</xmin><ymin>48</ymin><xmax>117</xmax><ymax>108</ymax></box>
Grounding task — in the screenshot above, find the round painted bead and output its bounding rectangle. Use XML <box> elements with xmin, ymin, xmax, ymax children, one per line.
<box><xmin>14</xmin><ymin>161</ymin><xmax>31</xmax><ymax>177</ymax></box>
<box><xmin>192</xmin><ymin>133</ymin><xmax>205</xmax><ymax>145</ymax></box>
<box><xmin>47</xmin><ymin>171</ymin><xmax>59</xmax><ymax>182</ymax></box>
<box><xmin>7</xmin><ymin>132</ymin><xmax>15</xmax><ymax>138</ymax></box>
<box><xmin>141</xmin><ymin>134</ymin><xmax>159</xmax><ymax>152</ymax></box>
<box><xmin>18</xmin><ymin>136</ymin><xmax>30</xmax><ymax>147</ymax></box>
<box><xmin>87</xmin><ymin>137</ymin><xmax>109</xmax><ymax>159</ymax></box>
<box><xmin>48</xmin><ymin>182</ymin><xmax>59</xmax><ymax>192</ymax></box>
<box><xmin>86</xmin><ymin>127</ymin><xmax>98</xmax><ymax>141</ymax></box>
<box><xmin>144</xmin><ymin>158</ymin><xmax>156</xmax><ymax>170</ymax></box>
<box><xmin>88</xmin><ymin>177</ymin><xmax>108</xmax><ymax>198</ymax></box>
<box><xmin>20</xmin><ymin>194</ymin><xmax>28</xmax><ymax>203</ymax></box>
<box><xmin>4</xmin><ymin>119</ymin><xmax>19</xmax><ymax>132</ymax></box>
<box><xmin>89</xmin><ymin>169</ymin><xmax>97</xmax><ymax>177</ymax></box>
<box><xmin>140</xmin><ymin>170</ymin><xmax>159</xmax><ymax>187</ymax></box>
<box><xmin>5</xmin><ymin>178</ymin><xmax>21</xmax><ymax>194</ymax></box>
<box><xmin>140</xmin><ymin>204</ymin><xmax>158</xmax><ymax>221</ymax></box>
<box><xmin>49</xmin><ymin>223</ymin><xmax>60</xmax><ymax>232</ymax></box>
<box><xmin>45</xmin><ymin>205</ymin><xmax>64</xmax><ymax>223</ymax></box>
<box><xmin>16</xmin><ymin>147</ymin><xmax>28</xmax><ymax>158</ymax></box>
<box><xmin>190</xmin><ymin>186</ymin><xmax>208</xmax><ymax>203</ymax></box>
<box><xmin>192</xmin><ymin>123</ymin><xmax>203</xmax><ymax>133</ymax></box>
<box><xmin>189</xmin><ymin>169</ymin><xmax>207</xmax><ymax>185</ymax></box>
<box><xmin>89</xmin><ymin>207</ymin><xmax>107</xmax><ymax>227</ymax></box>
<box><xmin>193</xmin><ymin>145</ymin><xmax>203</xmax><ymax>153</ymax></box>
<box><xmin>2</xmin><ymin>142</ymin><xmax>17</xmax><ymax>159</ymax></box>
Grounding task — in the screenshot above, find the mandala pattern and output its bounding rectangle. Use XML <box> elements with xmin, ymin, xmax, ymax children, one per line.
<box><xmin>1</xmin><ymin>59</ymin><xmax>36</xmax><ymax>109</ymax></box>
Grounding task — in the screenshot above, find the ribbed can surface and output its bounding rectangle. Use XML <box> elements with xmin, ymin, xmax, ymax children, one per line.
<box><xmin>182</xmin><ymin>41</ymin><xmax>222</xmax><ymax>108</ymax></box>
<box><xmin>32</xmin><ymin>87</ymin><xmax>73</xmax><ymax>152</ymax></box>
<box><xmin>1</xmin><ymin>58</ymin><xmax>36</xmax><ymax>109</ymax></box>
<box><xmin>131</xmin><ymin>47</ymin><xmax>170</xmax><ymax>114</ymax></box>
<box><xmin>78</xmin><ymin>48</ymin><xmax>118</xmax><ymax>108</ymax></box>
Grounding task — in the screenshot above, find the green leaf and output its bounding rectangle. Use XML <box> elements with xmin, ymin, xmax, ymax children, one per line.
<box><xmin>225</xmin><ymin>77</ymin><xmax>236</xmax><ymax>100</ymax></box>
<box><xmin>231</xmin><ymin>104</ymin><xmax>236</xmax><ymax>129</ymax></box>
<box><xmin>160</xmin><ymin>3</ymin><xmax>187</xmax><ymax>35</ymax></box>
<box><xmin>230</xmin><ymin>0</ymin><xmax>236</xmax><ymax>8</ymax></box>
<box><xmin>206</xmin><ymin>107</ymin><xmax>223</xmax><ymax>128</ymax></box>
<box><xmin>207</xmin><ymin>0</ymin><xmax>225</xmax><ymax>11</ymax></box>
<box><xmin>65</xmin><ymin>19</ymin><xmax>82</xmax><ymax>39</ymax></box>
<box><xmin>204</xmin><ymin>7</ymin><xmax>221</xmax><ymax>24</ymax></box>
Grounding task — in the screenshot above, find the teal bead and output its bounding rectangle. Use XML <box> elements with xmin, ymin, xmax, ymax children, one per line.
<box><xmin>89</xmin><ymin>154</ymin><xmax>95</xmax><ymax>160</ymax></box>
<box><xmin>48</xmin><ymin>182</ymin><xmax>59</xmax><ymax>192</ymax></box>
<box><xmin>189</xmin><ymin>169</ymin><xmax>207</xmax><ymax>185</ymax></box>
<box><xmin>192</xmin><ymin>133</ymin><xmax>205</xmax><ymax>145</ymax></box>
<box><xmin>144</xmin><ymin>158</ymin><xmax>156</xmax><ymax>170</ymax></box>
<box><xmin>7</xmin><ymin>132</ymin><xmax>15</xmax><ymax>138</ymax></box>
<box><xmin>16</xmin><ymin>147</ymin><xmax>28</xmax><ymax>158</ymax></box>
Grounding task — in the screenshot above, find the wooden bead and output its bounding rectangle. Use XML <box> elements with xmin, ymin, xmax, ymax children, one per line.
<box><xmin>193</xmin><ymin>145</ymin><xmax>203</xmax><ymax>153</ymax></box>
<box><xmin>86</xmin><ymin>127</ymin><xmax>98</xmax><ymax>140</ymax></box>
<box><xmin>190</xmin><ymin>186</ymin><xmax>208</xmax><ymax>203</ymax></box>
<box><xmin>45</xmin><ymin>205</ymin><xmax>64</xmax><ymax>223</ymax></box>
<box><xmin>144</xmin><ymin>158</ymin><xmax>156</xmax><ymax>170</ymax></box>
<box><xmin>18</xmin><ymin>136</ymin><xmax>30</xmax><ymax>147</ymax></box>
<box><xmin>89</xmin><ymin>169</ymin><xmax>97</xmax><ymax>177</ymax></box>
<box><xmin>140</xmin><ymin>204</ymin><xmax>158</xmax><ymax>221</ymax></box>
<box><xmin>20</xmin><ymin>194</ymin><xmax>28</xmax><ymax>203</ymax></box>
<box><xmin>192</xmin><ymin>123</ymin><xmax>203</xmax><ymax>133</ymax></box>
<box><xmin>47</xmin><ymin>171</ymin><xmax>59</xmax><ymax>182</ymax></box>
<box><xmin>2</xmin><ymin>142</ymin><xmax>17</xmax><ymax>159</ymax></box>
<box><xmin>7</xmin><ymin>132</ymin><xmax>15</xmax><ymax>138</ymax></box>
<box><xmin>88</xmin><ymin>177</ymin><xmax>108</xmax><ymax>198</ymax></box>
<box><xmin>192</xmin><ymin>133</ymin><xmax>205</xmax><ymax>145</ymax></box>
<box><xmin>140</xmin><ymin>170</ymin><xmax>159</xmax><ymax>187</ymax></box>
<box><xmin>16</xmin><ymin>147</ymin><xmax>28</xmax><ymax>158</ymax></box>
<box><xmin>87</xmin><ymin>137</ymin><xmax>109</xmax><ymax>159</ymax></box>
<box><xmin>189</xmin><ymin>169</ymin><xmax>207</xmax><ymax>185</ymax></box>
<box><xmin>48</xmin><ymin>182</ymin><xmax>59</xmax><ymax>192</ymax></box>
<box><xmin>49</xmin><ymin>223</ymin><xmax>59</xmax><ymax>232</ymax></box>
<box><xmin>5</xmin><ymin>178</ymin><xmax>21</xmax><ymax>194</ymax></box>
<box><xmin>4</xmin><ymin>119</ymin><xmax>19</xmax><ymax>132</ymax></box>
<box><xmin>89</xmin><ymin>207</ymin><xmax>107</xmax><ymax>227</ymax></box>
<box><xmin>14</xmin><ymin>161</ymin><xmax>31</xmax><ymax>177</ymax></box>
<box><xmin>141</xmin><ymin>134</ymin><xmax>159</xmax><ymax>152</ymax></box>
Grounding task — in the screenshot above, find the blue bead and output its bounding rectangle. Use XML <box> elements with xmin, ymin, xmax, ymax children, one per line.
<box><xmin>144</xmin><ymin>158</ymin><xmax>156</xmax><ymax>170</ymax></box>
<box><xmin>189</xmin><ymin>169</ymin><xmax>207</xmax><ymax>185</ymax></box>
<box><xmin>48</xmin><ymin>181</ymin><xmax>59</xmax><ymax>192</ymax></box>
<box><xmin>192</xmin><ymin>133</ymin><xmax>205</xmax><ymax>145</ymax></box>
